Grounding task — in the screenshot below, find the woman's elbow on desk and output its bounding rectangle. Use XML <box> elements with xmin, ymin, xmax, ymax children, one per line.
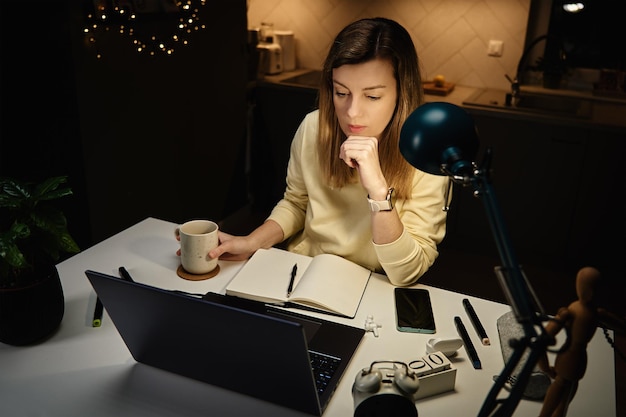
<box><xmin>376</xmin><ymin>235</ymin><xmax>434</xmax><ymax>286</ymax></box>
<box><xmin>381</xmin><ymin>259</ymin><xmax>432</xmax><ymax>286</ymax></box>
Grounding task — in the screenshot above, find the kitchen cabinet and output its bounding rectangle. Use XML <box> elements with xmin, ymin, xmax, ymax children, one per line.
<box><xmin>447</xmin><ymin>109</ymin><xmax>626</xmax><ymax>278</ymax></box>
<box><xmin>568</xmin><ymin>129</ymin><xmax>625</xmax><ymax>267</ymax></box>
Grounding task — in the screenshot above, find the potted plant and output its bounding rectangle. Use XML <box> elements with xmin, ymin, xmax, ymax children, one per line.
<box><xmin>0</xmin><ymin>175</ymin><xmax>80</xmax><ymax>345</ymax></box>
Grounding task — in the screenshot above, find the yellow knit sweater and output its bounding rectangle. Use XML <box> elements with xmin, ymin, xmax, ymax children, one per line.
<box><xmin>268</xmin><ymin>110</ymin><xmax>449</xmax><ymax>286</ymax></box>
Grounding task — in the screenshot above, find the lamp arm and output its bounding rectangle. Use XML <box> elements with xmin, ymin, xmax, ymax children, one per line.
<box><xmin>467</xmin><ymin>150</ymin><xmax>543</xmax><ymax>328</ymax></box>
<box><xmin>464</xmin><ymin>152</ymin><xmax>551</xmax><ymax>417</ymax></box>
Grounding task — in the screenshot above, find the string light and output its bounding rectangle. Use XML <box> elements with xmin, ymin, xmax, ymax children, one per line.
<box><xmin>83</xmin><ymin>0</ymin><xmax>207</xmax><ymax>59</ymax></box>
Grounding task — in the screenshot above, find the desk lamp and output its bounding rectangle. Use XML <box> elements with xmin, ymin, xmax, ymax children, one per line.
<box><xmin>399</xmin><ymin>102</ymin><xmax>551</xmax><ymax>417</ymax></box>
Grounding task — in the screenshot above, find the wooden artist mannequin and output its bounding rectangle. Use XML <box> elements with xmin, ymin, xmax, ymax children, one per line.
<box><xmin>537</xmin><ymin>266</ymin><xmax>604</xmax><ymax>417</ymax></box>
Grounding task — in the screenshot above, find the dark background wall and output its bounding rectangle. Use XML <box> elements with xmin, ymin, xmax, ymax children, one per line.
<box><xmin>1</xmin><ymin>0</ymin><xmax>250</xmax><ymax>250</ymax></box>
<box><xmin>1</xmin><ymin>1</ymin><xmax>91</xmax><ymax>249</ymax></box>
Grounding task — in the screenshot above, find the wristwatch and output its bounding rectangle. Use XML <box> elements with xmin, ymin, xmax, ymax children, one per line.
<box><xmin>367</xmin><ymin>188</ymin><xmax>394</xmax><ymax>212</ymax></box>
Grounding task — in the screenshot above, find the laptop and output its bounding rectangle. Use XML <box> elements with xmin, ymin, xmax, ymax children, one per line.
<box><xmin>85</xmin><ymin>269</ymin><xmax>365</xmax><ymax>416</ymax></box>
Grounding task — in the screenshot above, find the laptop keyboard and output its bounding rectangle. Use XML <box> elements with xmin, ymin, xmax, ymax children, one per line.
<box><xmin>309</xmin><ymin>350</ymin><xmax>341</xmax><ymax>395</ymax></box>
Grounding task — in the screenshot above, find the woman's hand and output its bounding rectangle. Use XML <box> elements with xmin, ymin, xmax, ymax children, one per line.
<box><xmin>208</xmin><ymin>231</ymin><xmax>257</xmax><ymax>261</ymax></box>
<box><xmin>175</xmin><ymin>220</ymin><xmax>284</xmax><ymax>262</ymax></box>
<box><xmin>339</xmin><ymin>135</ymin><xmax>389</xmax><ymax>198</ymax></box>
<box><xmin>174</xmin><ymin>230</ymin><xmax>255</xmax><ymax>261</ymax></box>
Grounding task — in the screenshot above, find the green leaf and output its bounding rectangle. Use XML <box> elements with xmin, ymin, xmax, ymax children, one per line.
<box><xmin>58</xmin><ymin>231</ymin><xmax>80</xmax><ymax>254</ymax></box>
<box><xmin>0</xmin><ymin>178</ymin><xmax>30</xmax><ymax>199</ymax></box>
<box><xmin>0</xmin><ymin>239</ymin><xmax>28</xmax><ymax>268</ymax></box>
<box><xmin>34</xmin><ymin>176</ymin><xmax>72</xmax><ymax>202</ymax></box>
<box><xmin>9</xmin><ymin>222</ymin><xmax>31</xmax><ymax>240</ymax></box>
<box><xmin>30</xmin><ymin>206</ymin><xmax>66</xmax><ymax>235</ymax></box>
<box><xmin>0</xmin><ymin>178</ymin><xmax>27</xmax><ymax>209</ymax></box>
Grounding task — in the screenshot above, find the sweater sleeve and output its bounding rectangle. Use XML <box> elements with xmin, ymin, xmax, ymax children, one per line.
<box><xmin>374</xmin><ymin>171</ymin><xmax>450</xmax><ymax>286</ymax></box>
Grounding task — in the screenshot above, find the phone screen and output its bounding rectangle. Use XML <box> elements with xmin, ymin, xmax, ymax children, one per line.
<box><xmin>394</xmin><ymin>288</ymin><xmax>436</xmax><ymax>333</ymax></box>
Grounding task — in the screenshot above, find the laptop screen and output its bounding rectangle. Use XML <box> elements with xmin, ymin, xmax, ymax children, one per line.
<box><xmin>85</xmin><ymin>270</ymin><xmax>364</xmax><ymax>416</ymax></box>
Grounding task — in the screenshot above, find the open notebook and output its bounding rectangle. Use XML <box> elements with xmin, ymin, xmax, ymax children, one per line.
<box><xmin>85</xmin><ymin>269</ymin><xmax>365</xmax><ymax>416</ymax></box>
<box><xmin>225</xmin><ymin>247</ymin><xmax>372</xmax><ymax>318</ymax></box>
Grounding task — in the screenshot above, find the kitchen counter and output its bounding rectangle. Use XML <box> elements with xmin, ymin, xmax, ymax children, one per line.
<box><xmin>462</xmin><ymin>86</ymin><xmax>626</xmax><ymax>132</ymax></box>
<box><xmin>425</xmin><ymin>85</ymin><xmax>474</xmax><ymax>107</ymax></box>
<box><xmin>263</xmin><ymin>69</ymin><xmax>626</xmax><ymax>132</ymax></box>
<box><xmin>262</xmin><ymin>68</ymin><xmax>474</xmax><ymax>107</ymax></box>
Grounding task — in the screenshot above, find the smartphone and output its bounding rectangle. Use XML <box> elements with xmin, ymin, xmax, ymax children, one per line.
<box><xmin>394</xmin><ymin>288</ymin><xmax>436</xmax><ymax>333</ymax></box>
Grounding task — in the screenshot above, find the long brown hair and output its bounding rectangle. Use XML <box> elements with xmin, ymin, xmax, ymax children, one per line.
<box><xmin>317</xmin><ymin>17</ymin><xmax>423</xmax><ymax>199</ymax></box>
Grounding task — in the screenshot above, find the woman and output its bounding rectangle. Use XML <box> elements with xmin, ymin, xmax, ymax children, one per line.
<box><xmin>208</xmin><ymin>17</ymin><xmax>449</xmax><ymax>286</ymax></box>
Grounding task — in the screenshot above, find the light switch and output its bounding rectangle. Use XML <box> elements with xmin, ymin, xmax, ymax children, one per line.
<box><xmin>488</xmin><ymin>40</ymin><xmax>503</xmax><ymax>57</ymax></box>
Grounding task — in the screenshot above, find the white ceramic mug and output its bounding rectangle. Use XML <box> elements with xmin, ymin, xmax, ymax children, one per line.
<box><xmin>176</xmin><ymin>220</ymin><xmax>219</xmax><ymax>274</ymax></box>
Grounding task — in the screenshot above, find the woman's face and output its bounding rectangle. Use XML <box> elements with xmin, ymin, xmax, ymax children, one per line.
<box><xmin>332</xmin><ymin>58</ymin><xmax>397</xmax><ymax>139</ymax></box>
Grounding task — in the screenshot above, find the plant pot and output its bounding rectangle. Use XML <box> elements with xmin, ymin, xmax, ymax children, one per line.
<box><xmin>0</xmin><ymin>265</ymin><xmax>65</xmax><ymax>346</ymax></box>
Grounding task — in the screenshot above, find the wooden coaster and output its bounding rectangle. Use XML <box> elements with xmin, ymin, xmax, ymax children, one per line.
<box><xmin>176</xmin><ymin>264</ymin><xmax>220</xmax><ymax>281</ymax></box>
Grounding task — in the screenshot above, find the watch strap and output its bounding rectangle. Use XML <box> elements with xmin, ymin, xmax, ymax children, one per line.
<box><xmin>367</xmin><ymin>188</ymin><xmax>394</xmax><ymax>212</ymax></box>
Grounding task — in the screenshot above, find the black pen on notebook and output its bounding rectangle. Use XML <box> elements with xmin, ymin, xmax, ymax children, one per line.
<box><xmin>92</xmin><ymin>297</ymin><xmax>104</xmax><ymax>327</ymax></box>
<box><xmin>286</xmin><ymin>263</ymin><xmax>297</xmax><ymax>298</ymax></box>
<box><xmin>463</xmin><ymin>298</ymin><xmax>490</xmax><ymax>345</ymax></box>
<box><xmin>454</xmin><ymin>315</ymin><xmax>482</xmax><ymax>369</ymax></box>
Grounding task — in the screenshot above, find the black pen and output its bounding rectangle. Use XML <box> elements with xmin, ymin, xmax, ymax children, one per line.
<box><xmin>286</xmin><ymin>263</ymin><xmax>297</xmax><ymax>298</ymax></box>
<box><xmin>119</xmin><ymin>266</ymin><xmax>134</xmax><ymax>282</ymax></box>
<box><xmin>92</xmin><ymin>297</ymin><xmax>104</xmax><ymax>327</ymax></box>
<box><xmin>454</xmin><ymin>316</ymin><xmax>482</xmax><ymax>369</ymax></box>
<box><xmin>463</xmin><ymin>298</ymin><xmax>490</xmax><ymax>345</ymax></box>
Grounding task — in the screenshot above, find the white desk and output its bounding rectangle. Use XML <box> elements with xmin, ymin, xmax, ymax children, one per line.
<box><xmin>0</xmin><ymin>217</ymin><xmax>616</xmax><ymax>416</ymax></box>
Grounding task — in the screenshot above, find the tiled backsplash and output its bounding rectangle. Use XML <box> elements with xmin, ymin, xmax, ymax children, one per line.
<box><xmin>247</xmin><ymin>0</ymin><xmax>530</xmax><ymax>91</ymax></box>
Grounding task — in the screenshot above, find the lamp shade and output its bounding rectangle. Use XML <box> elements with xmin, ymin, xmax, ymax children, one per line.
<box><xmin>399</xmin><ymin>102</ymin><xmax>479</xmax><ymax>176</ymax></box>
